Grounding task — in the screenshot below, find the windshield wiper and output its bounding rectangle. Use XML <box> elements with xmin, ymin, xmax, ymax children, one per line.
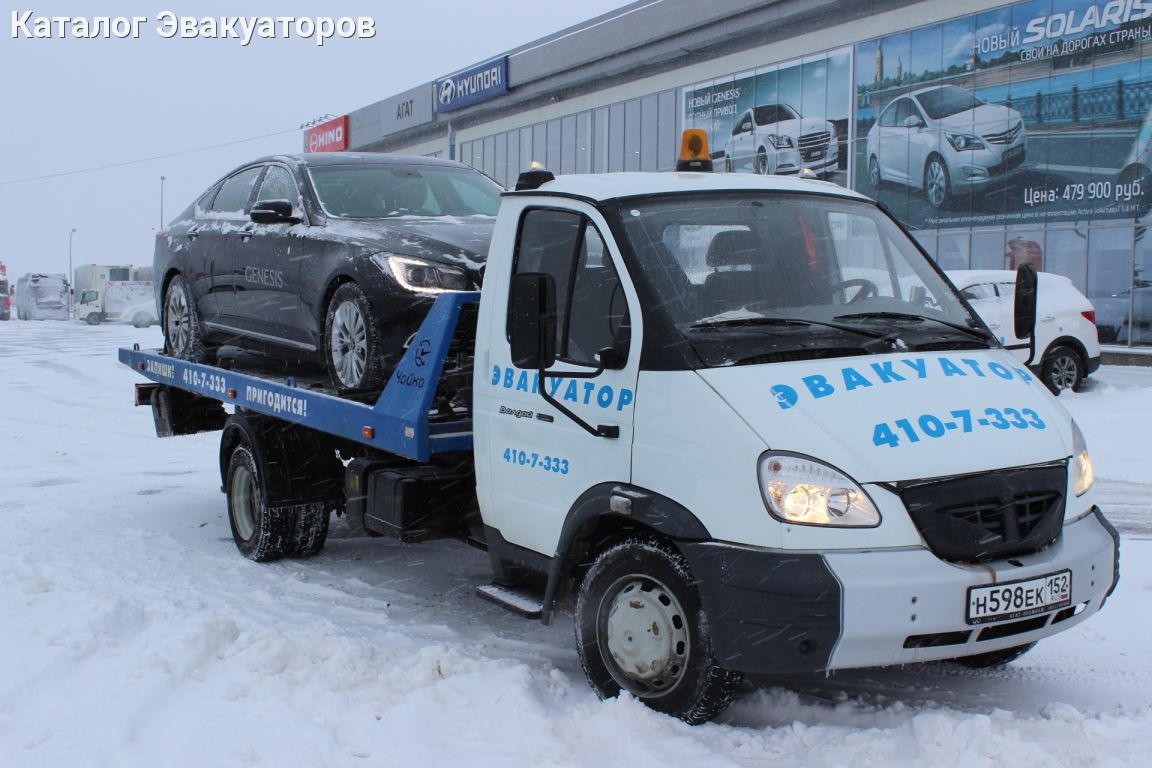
<box><xmin>833</xmin><ymin>311</ymin><xmax>992</xmax><ymax>341</ymax></box>
<box><xmin>689</xmin><ymin>316</ymin><xmax>889</xmax><ymax>340</ymax></box>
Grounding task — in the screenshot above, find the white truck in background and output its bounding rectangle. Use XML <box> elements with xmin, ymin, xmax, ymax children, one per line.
<box><xmin>73</xmin><ymin>264</ymin><xmax>154</xmax><ymax>325</ymax></box>
<box><xmin>15</xmin><ymin>272</ymin><xmax>70</xmax><ymax>320</ymax></box>
<box><xmin>76</xmin><ymin>280</ymin><xmax>156</xmax><ymax>326</ymax></box>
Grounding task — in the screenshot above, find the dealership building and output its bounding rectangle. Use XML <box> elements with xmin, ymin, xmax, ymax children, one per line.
<box><xmin>309</xmin><ymin>0</ymin><xmax>1152</xmax><ymax>348</ymax></box>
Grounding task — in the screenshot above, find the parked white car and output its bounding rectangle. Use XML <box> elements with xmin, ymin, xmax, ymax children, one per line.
<box><xmin>722</xmin><ymin>104</ymin><xmax>838</xmax><ymax>177</ymax></box>
<box><xmin>118</xmin><ymin>298</ymin><xmax>159</xmax><ymax>328</ymax></box>
<box><xmin>948</xmin><ymin>269</ymin><xmax>1100</xmax><ymax>393</ymax></box>
<box><xmin>867</xmin><ymin>85</ymin><xmax>1026</xmax><ymax>207</ymax></box>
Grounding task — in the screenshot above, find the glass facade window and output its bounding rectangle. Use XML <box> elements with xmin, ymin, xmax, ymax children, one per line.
<box><xmin>446</xmin><ymin>1</ymin><xmax>1152</xmax><ymax>346</ymax></box>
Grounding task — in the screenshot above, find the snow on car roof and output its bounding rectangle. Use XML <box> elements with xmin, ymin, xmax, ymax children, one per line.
<box><xmin>505</xmin><ymin>171</ymin><xmax>869</xmax><ymax>203</ymax></box>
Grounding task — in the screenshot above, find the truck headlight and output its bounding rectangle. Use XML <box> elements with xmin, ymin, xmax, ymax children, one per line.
<box><xmin>1072</xmin><ymin>420</ymin><xmax>1094</xmax><ymax>497</ymax></box>
<box><xmin>766</xmin><ymin>133</ymin><xmax>794</xmax><ymax>150</ymax></box>
<box><xmin>946</xmin><ymin>132</ymin><xmax>986</xmax><ymax>151</ymax></box>
<box><xmin>373</xmin><ymin>254</ymin><xmax>472</xmax><ymax>294</ymax></box>
<box><xmin>758</xmin><ymin>453</ymin><xmax>881</xmax><ymax>527</ymax></box>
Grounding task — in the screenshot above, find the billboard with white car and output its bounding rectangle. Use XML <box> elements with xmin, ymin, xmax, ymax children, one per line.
<box><xmin>853</xmin><ymin>0</ymin><xmax>1152</xmax><ymax>228</ymax></box>
<box><xmin>682</xmin><ymin>49</ymin><xmax>852</xmax><ymax>186</ymax></box>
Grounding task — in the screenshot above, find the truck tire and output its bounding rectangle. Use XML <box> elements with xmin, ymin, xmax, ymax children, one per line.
<box><xmin>324</xmin><ymin>282</ymin><xmax>384</xmax><ymax>393</ymax></box>
<box><xmin>163</xmin><ymin>274</ymin><xmax>214</xmax><ymax>363</ymax></box>
<box><xmin>575</xmin><ymin>537</ymin><xmax>743</xmax><ymax>724</ymax></box>
<box><xmin>85</xmin><ymin>312</ymin><xmax>101</xmax><ymax>325</ymax></box>
<box><xmin>949</xmin><ymin>642</ymin><xmax>1036</xmax><ymax>669</ymax></box>
<box><xmin>1041</xmin><ymin>345</ymin><xmax>1084</xmax><ymax>394</ymax></box>
<box><xmin>225</xmin><ymin>441</ymin><xmax>291</xmax><ymax>562</ymax></box>
<box><xmin>288</xmin><ymin>501</ymin><xmax>331</xmax><ymax>558</ymax></box>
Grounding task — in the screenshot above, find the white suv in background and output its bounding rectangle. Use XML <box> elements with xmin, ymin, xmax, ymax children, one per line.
<box><xmin>867</xmin><ymin>85</ymin><xmax>1026</xmax><ymax>207</ymax></box>
<box><xmin>723</xmin><ymin>103</ymin><xmax>839</xmax><ymax>177</ymax></box>
<box><xmin>948</xmin><ymin>269</ymin><xmax>1100</xmax><ymax>394</ymax></box>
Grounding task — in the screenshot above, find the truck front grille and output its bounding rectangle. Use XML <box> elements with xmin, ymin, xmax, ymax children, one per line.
<box><xmin>897</xmin><ymin>463</ymin><xmax>1066</xmax><ymax>563</ymax></box>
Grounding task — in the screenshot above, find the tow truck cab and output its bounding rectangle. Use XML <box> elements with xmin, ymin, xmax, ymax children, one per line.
<box><xmin>471</xmin><ymin>169</ymin><xmax>1117</xmax><ymax>719</ymax></box>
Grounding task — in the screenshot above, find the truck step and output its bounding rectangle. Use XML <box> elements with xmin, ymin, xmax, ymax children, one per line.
<box><xmin>475</xmin><ymin>583</ymin><xmax>543</xmax><ymax>619</ymax></box>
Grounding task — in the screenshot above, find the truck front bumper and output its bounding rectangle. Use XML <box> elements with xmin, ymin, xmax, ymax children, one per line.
<box><xmin>682</xmin><ymin>508</ymin><xmax>1119</xmax><ymax>675</ymax></box>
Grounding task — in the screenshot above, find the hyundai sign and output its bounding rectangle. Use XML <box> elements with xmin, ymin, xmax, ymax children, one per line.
<box><xmin>436</xmin><ymin>57</ymin><xmax>509</xmax><ymax>113</ymax></box>
<box><xmin>306</xmin><ymin>115</ymin><xmax>349</xmax><ymax>153</ymax></box>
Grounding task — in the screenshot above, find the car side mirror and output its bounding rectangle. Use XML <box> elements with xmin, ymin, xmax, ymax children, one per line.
<box><xmin>1014</xmin><ymin>263</ymin><xmax>1038</xmax><ymax>340</ymax></box>
<box><xmin>902</xmin><ymin>115</ymin><xmax>924</xmax><ymax>129</ymax></box>
<box><xmin>250</xmin><ymin>199</ymin><xmax>297</xmax><ymax>224</ymax></box>
<box><xmin>509</xmin><ymin>272</ymin><xmax>557</xmax><ymax>370</ymax></box>
<box><xmin>596</xmin><ymin>347</ymin><xmax>626</xmax><ymax>370</ymax></box>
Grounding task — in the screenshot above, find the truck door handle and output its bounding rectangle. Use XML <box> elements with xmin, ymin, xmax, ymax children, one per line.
<box><xmin>1040</xmin><ymin>314</ymin><xmax>1055</xmax><ymax>322</ymax></box>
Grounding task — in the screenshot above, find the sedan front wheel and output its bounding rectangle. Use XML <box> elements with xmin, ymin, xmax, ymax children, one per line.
<box><xmin>324</xmin><ymin>282</ymin><xmax>384</xmax><ymax>393</ymax></box>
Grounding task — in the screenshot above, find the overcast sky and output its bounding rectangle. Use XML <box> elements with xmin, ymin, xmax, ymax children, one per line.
<box><xmin>0</xmin><ymin>1</ymin><xmax>632</xmax><ymax>282</ymax></box>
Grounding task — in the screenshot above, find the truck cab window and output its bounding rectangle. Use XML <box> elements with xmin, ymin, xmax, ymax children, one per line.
<box><xmin>511</xmin><ymin>208</ymin><xmax>630</xmax><ymax>365</ymax></box>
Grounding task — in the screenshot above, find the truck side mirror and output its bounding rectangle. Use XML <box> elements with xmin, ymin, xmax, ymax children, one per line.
<box><xmin>1013</xmin><ymin>263</ymin><xmax>1038</xmax><ymax>340</ymax></box>
<box><xmin>250</xmin><ymin>199</ymin><xmax>297</xmax><ymax>224</ymax></box>
<box><xmin>509</xmin><ymin>272</ymin><xmax>557</xmax><ymax>370</ymax></box>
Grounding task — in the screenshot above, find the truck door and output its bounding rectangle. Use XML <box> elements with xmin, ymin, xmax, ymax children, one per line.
<box><xmin>476</xmin><ymin>204</ymin><xmax>640</xmax><ymax>557</ymax></box>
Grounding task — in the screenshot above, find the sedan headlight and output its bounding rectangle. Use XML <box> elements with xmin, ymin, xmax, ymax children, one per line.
<box><xmin>373</xmin><ymin>254</ymin><xmax>472</xmax><ymax>294</ymax></box>
<box><xmin>758</xmin><ymin>453</ymin><xmax>881</xmax><ymax>527</ymax></box>
<box><xmin>946</xmin><ymin>132</ymin><xmax>986</xmax><ymax>151</ymax></box>
<box><xmin>1071</xmin><ymin>420</ymin><xmax>1094</xmax><ymax>497</ymax></box>
<box><xmin>766</xmin><ymin>133</ymin><xmax>794</xmax><ymax>149</ymax></box>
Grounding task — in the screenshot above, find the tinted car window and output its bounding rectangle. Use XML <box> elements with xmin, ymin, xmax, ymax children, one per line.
<box><xmin>879</xmin><ymin>101</ymin><xmax>899</xmax><ymax>128</ymax></box>
<box><xmin>753</xmin><ymin>104</ymin><xmax>798</xmax><ymax>125</ymax></box>
<box><xmin>309</xmin><ymin>165</ymin><xmax>501</xmax><ymax>219</ymax></box>
<box><xmin>916</xmin><ymin>86</ymin><xmax>984</xmax><ymax>120</ymax></box>
<box><xmin>210</xmin><ymin>167</ymin><xmax>261</xmax><ymax>213</ymax></box>
<box><xmin>256</xmin><ymin>165</ymin><xmax>299</xmax><ymax>204</ymax></box>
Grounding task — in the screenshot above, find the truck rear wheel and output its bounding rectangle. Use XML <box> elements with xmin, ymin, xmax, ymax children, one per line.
<box><xmin>575</xmin><ymin>537</ymin><xmax>743</xmax><ymax>724</ymax></box>
<box><xmin>226</xmin><ymin>442</ymin><xmax>291</xmax><ymax>562</ymax></box>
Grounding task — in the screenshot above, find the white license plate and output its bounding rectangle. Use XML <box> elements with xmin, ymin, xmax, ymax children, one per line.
<box><xmin>966</xmin><ymin>570</ymin><xmax>1071</xmax><ymax>625</ymax></box>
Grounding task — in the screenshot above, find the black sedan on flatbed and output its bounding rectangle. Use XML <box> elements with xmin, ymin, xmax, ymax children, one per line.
<box><xmin>155</xmin><ymin>152</ymin><xmax>502</xmax><ymax>392</ymax></box>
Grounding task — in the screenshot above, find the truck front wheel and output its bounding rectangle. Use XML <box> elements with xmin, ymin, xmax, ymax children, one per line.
<box><xmin>226</xmin><ymin>442</ymin><xmax>291</xmax><ymax>562</ymax></box>
<box><xmin>575</xmin><ymin>537</ymin><xmax>743</xmax><ymax>724</ymax></box>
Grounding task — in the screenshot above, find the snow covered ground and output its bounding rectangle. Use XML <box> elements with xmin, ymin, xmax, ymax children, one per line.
<box><xmin>1</xmin><ymin>320</ymin><xmax>1149</xmax><ymax>767</ymax></box>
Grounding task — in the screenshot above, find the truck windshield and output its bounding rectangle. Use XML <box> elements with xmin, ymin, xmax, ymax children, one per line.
<box><xmin>612</xmin><ymin>192</ymin><xmax>990</xmax><ymax>367</ymax></box>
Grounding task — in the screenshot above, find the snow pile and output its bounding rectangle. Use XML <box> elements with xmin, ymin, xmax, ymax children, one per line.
<box><xmin>1</xmin><ymin>322</ymin><xmax>1149</xmax><ymax>767</ymax></box>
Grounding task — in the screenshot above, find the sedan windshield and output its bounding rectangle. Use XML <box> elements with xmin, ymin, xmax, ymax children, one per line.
<box><xmin>754</xmin><ymin>104</ymin><xmax>799</xmax><ymax>125</ymax></box>
<box><xmin>309</xmin><ymin>164</ymin><xmax>502</xmax><ymax>219</ymax></box>
<box><xmin>613</xmin><ymin>192</ymin><xmax>988</xmax><ymax>367</ymax></box>
<box><xmin>915</xmin><ymin>86</ymin><xmax>984</xmax><ymax>120</ymax></box>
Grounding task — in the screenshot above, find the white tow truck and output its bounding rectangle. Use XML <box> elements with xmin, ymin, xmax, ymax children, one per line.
<box><xmin>123</xmin><ymin>134</ymin><xmax>1120</xmax><ymax>723</ymax></box>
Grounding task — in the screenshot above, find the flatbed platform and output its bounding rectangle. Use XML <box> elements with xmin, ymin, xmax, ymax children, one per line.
<box><xmin>119</xmin><ymin>291</ymin><xmax>479</xmax><ymax>461</ymax></box>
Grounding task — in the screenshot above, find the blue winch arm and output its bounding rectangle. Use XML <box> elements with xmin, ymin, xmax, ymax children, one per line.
<box><xmin>118</xmin><ymin>291</ymin><xmax>480</xmax><ymax>462</ymax></box>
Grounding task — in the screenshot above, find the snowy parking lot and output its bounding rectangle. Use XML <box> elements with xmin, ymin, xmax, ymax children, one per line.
<box><xmin>1</xmin><ymin>320</ymin><xmax>1149</xmax><ymax>767</ymax></box>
